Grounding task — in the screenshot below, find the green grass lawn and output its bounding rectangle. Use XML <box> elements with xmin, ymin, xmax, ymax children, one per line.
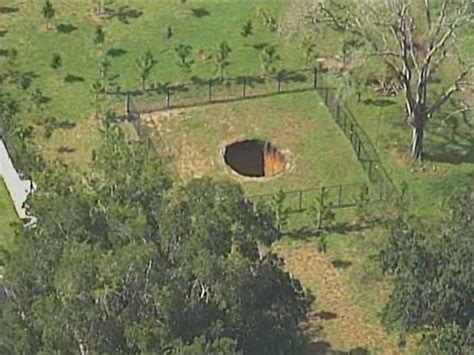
<box><xmin>343</xmin><ymin>89</ymin><xmax>474</xmax><ymax>216</ymax></box>
<box><xmin>0</xmin><ymin>179</ymin><xmax>18</xmax><ymax>256</ymax></box>
<box><xmin>146</xmin><ymin>91</ymin><xmax>367</xmax><ymax>194</ymax></box>
<box><xmin>1</xmin><ymin>0</ymin><xmax>299</xmax><ymax>121</ymax></box>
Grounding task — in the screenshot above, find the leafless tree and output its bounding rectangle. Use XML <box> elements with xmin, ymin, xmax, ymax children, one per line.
<box><xmin>296</xmin><ymin>0</ymin><xmax>473</xmax><ymax>160</ymax></box>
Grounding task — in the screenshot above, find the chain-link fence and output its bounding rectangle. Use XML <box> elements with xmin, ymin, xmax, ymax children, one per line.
<box><xmin>123</xmin><ymin>68</ymin><xmax>317</xmax><ymax>113</ymax></box>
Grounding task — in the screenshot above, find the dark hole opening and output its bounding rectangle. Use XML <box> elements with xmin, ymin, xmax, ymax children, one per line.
<box><xmin>224</xmin><ymin>139</ymin><xmax>286</xmax><ymax>178</ymax></box>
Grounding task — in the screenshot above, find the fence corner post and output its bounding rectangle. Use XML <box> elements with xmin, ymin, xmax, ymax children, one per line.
<box><xmin>166</xmin><ymin>88</ymin><xmax>170</xmax><ymax>108</ymax></box>
<box><xmin>242</xmin><ymin>77</ymin><xmax>247</xmax><ymax>98</ymax></box>
<box><xmin>208</xmin><ymin>79</ymin><xmax>212</xmax><ymax>102</ymax></box>
<box><xmin>125</xmin><ymin>92</ymin><xmax>131</xmax><ymax>119</ymax></box>
<box><xmin>313</xmin><ymin>67</ymin><xmax>318</xmax><ymax>89</ymax></box>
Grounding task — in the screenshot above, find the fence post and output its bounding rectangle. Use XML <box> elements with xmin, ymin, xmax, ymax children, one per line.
<box><xmin>313</xmin><ymin>67</ymin><xmax>318</xmax><ymax>89</ymax></box>
<box><xmin>320</xmin><ymin>186</ymin><xmax>325</xmax><ymax>206</ymax></box>
<box><xmin>208</xmin><ymin>80</ymin><xmax>212</xmax><ymax>102</ymax></box>
<box><xmin>336</xmin><ymin>103</ymin><xmax>340</xmax><ymax>118</ymax></box>
<box><xmin>242</xmin><ymin>77</ymin><xmax>247</xmax><ymax>98</ymax></box>
<box><xmin>125</xmin><ymin>92</ymin><xmax>131</xmax><ymax>119</ymax></box>
<box><xmin>166</xmin><ymin>88</ymin><xmax>170</xmax><ymax>108</ymax></box>
<box><xmin>349</xmin><ymin>122</ymin><xmax>354</xmax><ymax>144</ymax></box>
<box><xmin>277</xmin><ymin>73</ymin><xmax>281</xmax><ymax>93</ymax></box>
<box><xmin>356</xmin><ymin>138</ymin><xmax>361</xmax><ymax>159</ymax></box>
<box><xmin>298</xmin><ymin>190</ymin><xmax>303</xmax><ymax>211</ymax></box>
<box><xmin>338</xmin><ymin>184</ymin><xmax>342</xmax><ymax>206</ymax></box>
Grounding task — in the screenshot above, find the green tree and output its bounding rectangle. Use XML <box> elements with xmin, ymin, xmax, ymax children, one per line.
<box><xmin>50</xmin><ymin>53</ymin><xmax>62</xmax><ymax>70</ymax></box>
<box><xmin>136</xmin><ymin>51</ymin><xmax>156</xmax><ymax>91</ymax></box>
<box><xmin>0</xmin><ymin>126</ymin><xmax>312</xmax><ymax>354</ymax></box>
<box><xmin>241</xmin><ymin>20</ymin><xmax>253</xmax><ymax>37</ymax></box>
<box><xmin>175</xmin><ymin>44</ymin><xmax>194</xmax><ymax>73</ymax></box>
<box><xmin>301</xmin><ymin>34</ymin><xmax>317</xmax><ymax>68</ymax></box>
<box><xmin>259</xmin><ymin>44</ymin><xmax>280</xmax><ymax>75</ymax></box>
<box><xmin>29</xmin><ymin>88</ymin><xmax>47</xmax><ymax>113</ymax></box>
<box><xmin>90</xmin><ymin>79</ymin><xmax>104</xmax><ymax>117</ymax></box>
<box><xmin>270</xmin><ymin>189</ymin><xmax>289</xmax><ymax>233</ymax></box>
<box><xmin>41</xmin><ymin>0</ymin><xmax>55</xmax><ymax>30</ymax></box>
<box><xmin>211</xmin><ymin>41</ymin><xmax>232</xmax><ymax>80</ymax></box>
<box><xmin>93</xmin><ymin>25</ymin><xmax>105</xmax><ymax>47</ymax></box>
<box><xmin>379</xmin><ymin>188</ymin><xmax>474</xmax><ymax>353</ymax></box>
<box><xmin>291</xmin><ymin>0</ymin><xmax>473</xmax><ymax>161</ymax></box>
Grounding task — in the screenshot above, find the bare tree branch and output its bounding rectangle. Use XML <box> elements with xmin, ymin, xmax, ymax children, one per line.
<box><xmin>427</xmin><ymin>66</ymin><xmax>473</xmax><ymax>118</ymax></box>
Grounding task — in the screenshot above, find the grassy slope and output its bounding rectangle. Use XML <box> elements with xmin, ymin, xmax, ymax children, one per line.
<box><xmin>0</xmin><ymin>179</ymin><xmax>18</xmax><ymax>255</ymax></box>
<box><xmin>147</xmin><ymin>92</ymin><xmax>367</xmax><ymax>192</ymax></box>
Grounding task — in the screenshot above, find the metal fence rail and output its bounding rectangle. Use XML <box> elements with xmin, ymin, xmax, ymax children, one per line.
<box><xmin>249</xmin><ymin>182</ymin><xmax>382</xmax><ymax>214</ymax></box>
<box><xmin>121</xmin><ymin>68</ymin><xmax>317</xmax><ymax>113</ymax></box>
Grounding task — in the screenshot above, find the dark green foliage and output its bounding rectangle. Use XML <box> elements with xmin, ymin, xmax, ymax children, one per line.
<box><xmin>94</xmin><ymin>25</ymin><xmax>105</xmax><ymax>46</ymax></box>
<box><xmin>42</xmin><ymin>116</ymin><xmax>58</xmax><ymax>138</ymax></box>
<box><xmin>175</xmin><ymin>44</ymin><xmax>194</xmax><ymax>72</ymax></box>
<box><xmin>0</xmin><ymin>124</ymin><xmax>312</xmax><ymax>354</ymax></box>
<box><xmin>241</xmin><ymin>20</ymin><xmax>253</xmax><ymax>37</ymax></box>
<box><xmin>258</xmin><ymin>8</ymin><xmax>277</xmax><ymax>32</ymax></box>
<box><xmin>301</xmin><ymin>34</ymin><xmax>317</xmax><ymax>68</ymax></box>
<box><xmin>163</xmin><ymin>24</ymin><xmax>173</xmax><ymax>39</ymax></box>
<box><xmin>41</xmin><ymin>0</ymin><xmax>55</xmax><ymax>29</ymax></box>
<box><xmin>259</xmin><ymin>44</ymin><xmax>280</xmax><ymax>75</ymax></box>
<box><xmin>50</xmin><ymin>53</ymin><xmax>62</xmax><ymax>70</ymax></box>
<box><xmin>379</xmin><ymin>188</ymin><xmax>474</xmax><ymax>353</ymax></box>
<box><xmin>309</xmin><ymin>188</ymin><xmax>335</xmax><ymax>231</ymax></box>
<box><xmin>136</xmin><ymin>51</ymin><xmax>156</xmax><ymax>91</ymax></box>
<box><xmin>270</xmin><ymin>189</ymin><xmax>289</xmax><ymax>233</ymax></box>
<box><xmin>211</xmin><ymin>41</ymin><xmax>232</xmax><ymax>79</ymax></box>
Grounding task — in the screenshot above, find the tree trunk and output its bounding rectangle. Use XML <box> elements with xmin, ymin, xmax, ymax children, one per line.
<box><xmin>410</xmin><ymin>126</ymin><xmax>424</xmax><ymax>161</ymax></box>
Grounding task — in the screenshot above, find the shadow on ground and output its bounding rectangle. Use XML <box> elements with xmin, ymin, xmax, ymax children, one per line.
<box><xmin>305</xmin><ymin>341</ymin><xmax>370</xmax><ymax>355</ymax></box>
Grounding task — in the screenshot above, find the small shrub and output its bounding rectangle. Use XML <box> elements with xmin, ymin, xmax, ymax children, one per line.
<box><xmin>50</xmin><ymin>53</ymin><xmax>62</xmax><ymax>70</ymax></box>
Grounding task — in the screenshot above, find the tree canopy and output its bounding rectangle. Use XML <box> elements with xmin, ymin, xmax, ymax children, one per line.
<box><xmin>285</xmin><ymin>0</ymin><xmax>473</xmax><ymax>160</ymax></box>
<box><xmin>379</xmin><ymin>188</ymin><xmax>474</xmax><ymax>353</ymax></box>
<box><xmin>0</xmin><ymin>123</ymin><xmax>312</xmax><ymax>354</ymax></box>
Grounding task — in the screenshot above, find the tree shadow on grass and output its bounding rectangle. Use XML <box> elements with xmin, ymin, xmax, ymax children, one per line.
<box><xmin>58</xmin><ymin>146</ymin><xmax>76</xmax><ymax>154</ymax></box>
<box><xmin>331</xmin><ymin>259</ymin><xmax>352</xmax><ymax>269</ymax></box>
<box><xmin>0</xmin><ymin>30</ymin><xmax>7</xmax><ymax>37</ymax></box>
<box><xmin>108</xmin><ymin>6</ymin><xmax>143</xmax><ymax>24</ymax></box>
<box><xmin>0</xmin><ymin>6</ymin><xmax>18</xmax><ymax>14</ymax></box>
<box><xmin>57</xmin><ymin>121</ymin><xmax>76</xmax><ymax>130</ymax></box>
<box><xmin>304</xmin><ymin>341</ymin><xmax>370</xmax><ymax>355</ymax></box>
<box><xmin>284</xmin><ymin>226</ymin><xmax>320</xmax><ymax>241</ymax></box>
<box><xmin>363</xmin><ymin>98</ymin><xmax>397</xmax><ymax>107</ymax></box>
<box><xmin>107</xmin><ymin>48</ymin><xmax>127</xmax><ymax>58</ymax></box>
<box><xmin>314</xmin><ymin>311</ymin><xmax>338</xmax><ymax>320</ymax></box>
<box><xmin>64</xmin><ymin>74</ymin><xmax>84</xmax><ymax>84</ymax></box>
<box><xmin>56</xmin><ymin>23</ymin><xmax>77</xmax><ymax>34</ymax></box>
<box><xmin>425</xmin><ymin>118</ymin><xmax>474</xmax><ymax>164</ymax></box>
<box><xmin>191</xmin><ymin>7</ymin><xmax>210</xmax><ymax>18</ymax></box>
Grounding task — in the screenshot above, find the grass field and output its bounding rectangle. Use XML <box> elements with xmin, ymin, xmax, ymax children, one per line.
<box><xmin>1</xmin><ymin>1</ymin><xmax>473</xmax><ymax>353</ymax></box>
<box><xmin>0</xmin><ymin>179</ymin><xmax>18</xmax><ymax>256</ymax></box>
<box><xmin>146</xmin><ymin>92</ymin><xmax>367</xmax><ymax>194</ymax></box>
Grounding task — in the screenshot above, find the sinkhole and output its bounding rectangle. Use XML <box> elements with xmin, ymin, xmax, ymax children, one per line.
<box><xmin>223</xmin><ymin>139</ymin><xmax>287</xmax><ymax>178</ymax></box>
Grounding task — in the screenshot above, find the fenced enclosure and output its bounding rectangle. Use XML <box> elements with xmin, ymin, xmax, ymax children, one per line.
<box><xmin>123</xmin><ymin>66</ymin><xmax>399</xmax><ymax>220</ymax></box>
